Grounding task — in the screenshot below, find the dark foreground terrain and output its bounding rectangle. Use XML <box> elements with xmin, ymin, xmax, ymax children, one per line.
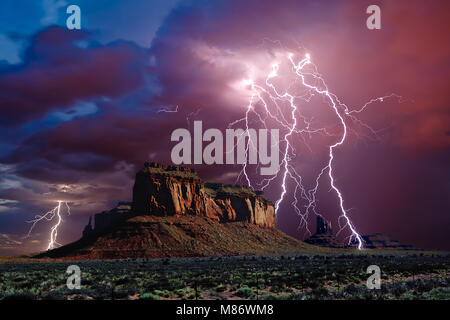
<box><xmin>0</xmin><ymin>252</ymin><xmax>449</xmax><ymax>300</ymax></box>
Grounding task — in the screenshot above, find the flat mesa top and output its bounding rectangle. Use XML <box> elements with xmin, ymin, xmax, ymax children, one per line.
<box><xmin>141</xmin><ymin>162</ymin><xmax>200</xmax><ymax>179</ymax></box>
<box><xmin>139</xmin><ymin>162</ymin><xmax>267</xmax><ymax>199</ymax></box>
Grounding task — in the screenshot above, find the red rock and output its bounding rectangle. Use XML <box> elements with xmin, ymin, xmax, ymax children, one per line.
<box><xmin>37</xmin><ymin>163</ymin><xmax>301</xmax><ymax>260</ymax></box>
<box><xmin>131</xmin><ymin>163</ymin><xmax>275</xmax><ymax>228</ymax></box>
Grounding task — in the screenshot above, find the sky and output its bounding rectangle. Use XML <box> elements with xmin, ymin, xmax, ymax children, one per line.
<box><xmin>0</xmin><ymin>0</ymin><xmax>448</xmax><ymax>255</ymax></box>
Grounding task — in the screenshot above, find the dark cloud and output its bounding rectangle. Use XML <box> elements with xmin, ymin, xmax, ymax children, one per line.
<box><xmin>0</xmin><ymin>27</ymin><xmax>149</xmax><ymax>125</ymax></box>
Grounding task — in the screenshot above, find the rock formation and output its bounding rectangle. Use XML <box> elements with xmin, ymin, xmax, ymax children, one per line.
<box><xmin>83</xmin><ymin>162</ymin><xmax>276</xmax><ymax>237</ymax></box>
<box><xmin>81</xmin><ymin>162</ymin><xmax>275</xmax><ymax>234</ymax></box>
<box><xmin>37</xmin><ymin>163</ymin><xmax>303</xmax><ymax>260</ymax></box>
<box><xmin>304</xmin><ymin>216</ymin><xmax>348</xmax><ymax>248</ymax></box>
<box><xmin>352</xmin><ymin>234</ymin><xmax>414</xmax><ymax>250</ymax></box>
<box><xmin>131</xmin><ymin>162</ymin><xmax>275</xmax><ymax>227</ymax></box>
<box><xmin>82</xmin><ymin>216</ymin><xmax>93</xmax><ymax>238</ymax></box>
<box><xmin>83</xmin><ymin>202</ymin><xmax>132</xmax><ymax>236</ymax></box>
<box><xmin>316</xmin><ymin>215</ymin><xmax>332</xmax><ymax>235</ymax></box>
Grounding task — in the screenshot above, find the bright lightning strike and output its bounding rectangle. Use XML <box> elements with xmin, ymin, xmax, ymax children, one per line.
<box><xmin>231</xmin><ymin>51</ymin><xmax>403</xmax><ymax>250</ymax></box>
<box><xmin>26</xmin><ymin>200</ymin><xmax>71</xmax><ymax>250</ymax></box>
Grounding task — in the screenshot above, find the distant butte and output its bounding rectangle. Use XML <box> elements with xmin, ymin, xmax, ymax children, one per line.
<box><xmin>304</xmin><ymin>216</ymin><xmax>348</xmax><ymax>248</ymax></box>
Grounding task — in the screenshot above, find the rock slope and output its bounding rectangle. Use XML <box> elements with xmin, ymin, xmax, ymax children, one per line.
<box><xmin>39</xmin><ymin>214</ymin><xmax>314</xmax><ymax>259</ymax></box>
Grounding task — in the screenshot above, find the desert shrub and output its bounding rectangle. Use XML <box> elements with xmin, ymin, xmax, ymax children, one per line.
<box><xmin>391</xmin><ymin>282</ymin><xmax>408</xmax><ymax>296</ymax></box>
<box><xmin>113</xmin><ymin>289</ymin><xmax>133</xmax><ymax>299</ymax></box>
<box><xmin>425</xmin><ymin>287</ymin><xmax>450</xmax><ymax>300</ymax></box>
<box><xmin>306</xmin><ymin>280</ymin><xmax>319</xmax><ymax>289</ymax></box>
<box><xmin>415</xmin><ymin>280</ymin><xmax>434</xmax><ymax>293</ymax></box>
<box><xmin>215</xmin><ymin>284</ymin><xmax>226</xmax><ymax>292</ymax></box>
<box><xmin>168</xmin><ymin>278</ymin><xmax>185</xmax><ymax>289</ymax></box>
<box><xmin>344</xmin><ymin>284</ymin><xmax>360</xmax><ymax>295</ymax></box>
<box><xmin>153</xmin><ymin>289</ymin><xmax>171</xmax><ymax>297</ymax></box>
<box><xmin>230</xmin><ymin>284</ymin><xmax>239</xmax><ymax>291</ymax></box>
<box><xmin>114</xmin><ymin>277</ymin><xmax>129</xmax><ymax>286</ymax></box>
<box><xmin>140</xmin><ymin>293</ymin><xmax>160</xmax><ymax>300</ymax></box>
<box><xmin>1</xmin><ymin>290</ymin><xmax>36</xmax><ymax>300</ymax></box>
<box><xmin>285</xmin><ymin>287</ymin><xmax>294</xmax><ymax>293</ymax></box>
<box><xmin>236</xmin><ymin>286</ymin><xmax>254</xmax><ymax>298</ymax></box>
<box><xmin>311</xmin><ymin>287</ymin><xmax>329</xmax><ymax>298</ymax></box>
<box><xmin>400</xmin><ymin>292</ymin><xmax>416</xmax><ymax>300</ymax></box>
<box><xmin>174</xmin><ymin>289</ymin><xmax>185</xmax><ymax>297</ymax></box>
<box><xmin>153</xmin><ymin>289</ymin><xmax>164</xmax><ymax>296</ymax></box>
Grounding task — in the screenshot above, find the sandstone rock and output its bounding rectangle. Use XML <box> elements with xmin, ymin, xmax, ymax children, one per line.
<box><xmin>131</xmin><ymin>163</ymin><xmax>275</xmax><ymax>227</ymax></box>
<box><xmin>81</xmin><ymin>163</ymin><xmax>275</xmax><ymax>239</ymax></box>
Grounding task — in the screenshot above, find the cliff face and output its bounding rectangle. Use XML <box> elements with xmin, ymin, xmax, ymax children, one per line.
<box><xmin>132</xmin><ymin>162</ymin><xmax>275</xmax><ymax>228</ymax></box>
<box><xmin>132</xmin><ymin>164</ymin><xmax>207</xmax><ymax>217</ymax></box>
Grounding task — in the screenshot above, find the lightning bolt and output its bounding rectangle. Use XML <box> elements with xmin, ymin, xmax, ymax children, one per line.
<box><xmin>26</xmin><ymin>200</ymin><xmax>71</xmax><ymax>250</ymax></box>
<box><xmin>230</xmin><ymin>51</ymin><xmax>403</xmax><ymax>250</ymax></box>
<box><xmin>157</xmin><ymin>105</ymin><xmax>179</xmax><ymax>113</ymax></box>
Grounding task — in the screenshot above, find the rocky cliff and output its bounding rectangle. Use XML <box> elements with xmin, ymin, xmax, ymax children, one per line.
<box><xmin>131</xmin><ymin>162</ymin><xmax>275</xmax><ymax>227</ymax></box>
<box><xmin>41</xmin><ymin>163</ymin><xmax>296</xmax><ymax>259</ymax></box>
<box><xmin>82</xmin><ymin>163</ymin><xmax>275</xmax><ymax>237</ymax></box>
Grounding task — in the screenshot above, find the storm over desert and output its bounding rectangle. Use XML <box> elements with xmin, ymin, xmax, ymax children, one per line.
<box><xmin>0</xmin><ymin>0</ymin><xmax>448</xmax><ymax>255</ymax></box>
